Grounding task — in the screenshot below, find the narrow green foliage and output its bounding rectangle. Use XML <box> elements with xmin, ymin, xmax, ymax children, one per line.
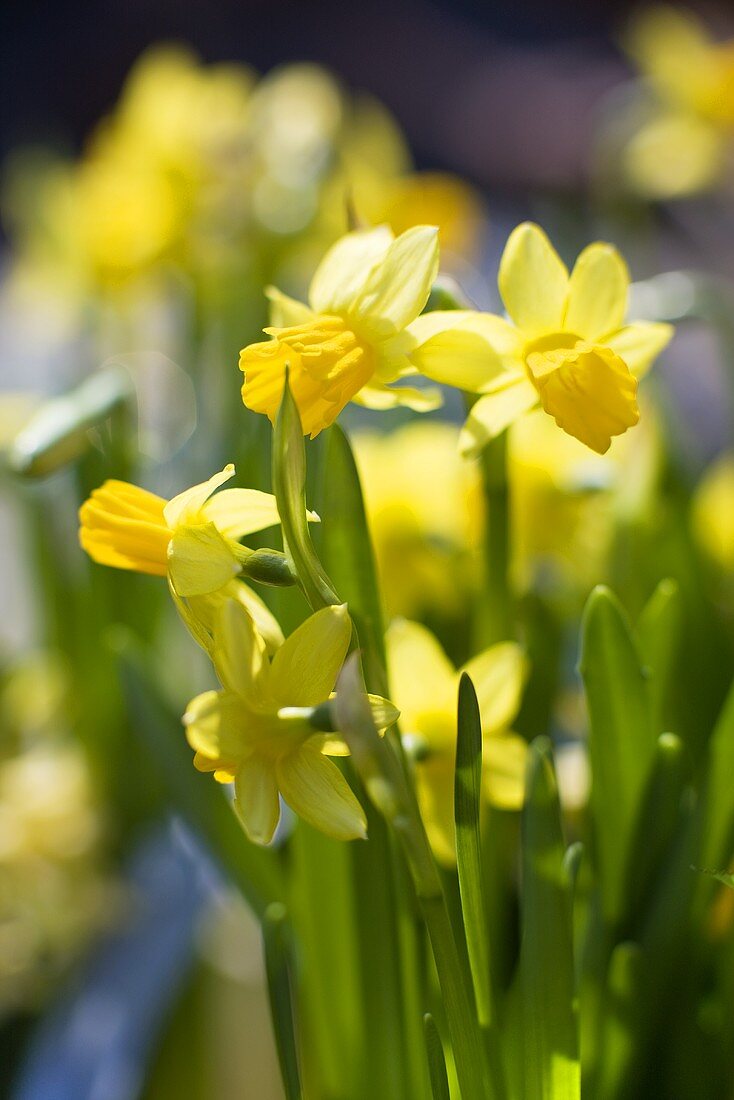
<box><xmin>579</xmin><ymin>586</ymin><xmax>656</xmax><ymax>928</ymax></box>
<box><xmin>700</xmin><ymin>678</ymin><xmax>734</xmax><ymax>872</ymax></box>
<box><xmin>595</xmin><ymin>943</ymin><xmax>644</xmax><ymax>1100</ymax></box>
<box><xmin>455</xmin><ymin>673</ymin><xmax>493</xmax><ymax>1026</ymax></box>
<box><xmin>696</xmin><ymin>867</ymin><xmax>734</xmax><ymax>889</ymax></box>
<box><xmin>317</xmin><ymin>424</ymin><xmax>387</xmax><ymax>695</ymax></box>
<box><xmin>423</xmin><ymin>1015</ymin><xmax>451</xmax><ymax>1100</ymax></box>
<box><xmin>8</xmin><ymin>365</ymin><xmax>135</xmax><ymax>478</ymax></box>
<box><xmin>520</xmin><ymin>738</ymin><xmax>580</xmax><ymax>1100</ymax></box>
<box><xmin>475</xmin><ymin>427</ymin><xmax>513</xmax><ymax>646</ymax></box>
<box><xmin>263</xmin><ymin>903</ymin><xmax>303</xmax><ymax>1100</ymax></box>
<box><xmin>114</xmin><ymin>630</ymin><xmax>284</xmax><ymax>917</ymax></box>
<box><xmin>272</xmin><ymin>374</ymin><xmax>340</xmax><ymax>610</ymax></box>
<box><xmin>637</xmin><ymin>578</ymin><xmax>682</xmax><ymax>734</ymax></box>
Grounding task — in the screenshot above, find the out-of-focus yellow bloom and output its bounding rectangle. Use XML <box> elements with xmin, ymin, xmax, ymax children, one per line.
<box><xmin>439</xmin><ymin>223</ymin><xmax>672</xmax><ymax>456</ymax></box>
<box><xmin>693</xmin><ymin>453</ymin><xmax>734</xmax><ymax>569</ymax></box>
<box><xmin>623</xmin><ymin>7</ymin><xmax>734</xmax><ymax>198</ymax></box>
<box><xmin>352</xmin><ymin>421</ymin><xmax>482</xmax><ymax>618</ymax></box>
<box><xmin>386</xmin><ymin>619</ymin><xmax>527</xmax><ymax>865</ymax></box>
<box><xmin>239</xmin><ymin>224</ymin><xmax>495</xmax><ymax>436</ymax></box>
<box><xmin>185</xmin><ymin>601</ymin><xmax>397</xmax><ymax>844</ymax></box>
<box><xmin>79</xmin><ymin>464</ymin><xmax>289</xmax><ymax>649</ymax></box>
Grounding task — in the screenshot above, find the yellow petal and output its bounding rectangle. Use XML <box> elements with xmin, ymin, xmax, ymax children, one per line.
<box><xmin>234</xmin><ymin>754</ymin><xmax>281</xmax><ymax>845</ymax></box>
<box><xmin>386</xmin><ymin>619</ymin><xmax>456</xmax><ymax>731</ymax></box>
<box><xmin>163</xmin><ymin>464</ymin><xmax>236</xmax><ymax>528</ymax></box>
<box><xmin>459</xmin><ymin>377</ymin><xmax>538</xmax><ymax>458</ymax></box>
<box><xmin>265</xmin><ymin>285</ymin><xmax>315</xmax><ymax>327</ymax></box>
<box><xmin>167</xmin><ymin>523</ymin><xmax>240</xmax><ymax>596</ymax></box>
<box><xmin>460</xmin><ymin>642</ymin><xmax>527</xmax><ymax>734</ymax></box>
<box><xmin>605</xmin><ymin>322</ymin><xmax>673</xmax><ymax>379</ymax></box>
<box><xmin>498</xmin><ymin>222</ymin><xmax>568</xmax><ymax>335</ymax></box>
<box><xmin>530</xmin><ymin>343</ymin><xmax>639</xmax><ymax>454</ymax></box>
<box><xmin>229</xmin><ymin>582</ymin><xmax>285</xmax><ymax>653</ymax></box>
<box><xmin>276</xmin><ymin>742</ymin><xmax>367</xmax><ymax>840</ymax></box>
<box><xmin>351</xmin><ymin>225</ymin><xmax>440</xmax><ymax>336</ymax></box>
<box><xmin>564</xmin><ymin>243</ymin><xmax>629</xmax><ymax>340</ymax></box>
<box><xmin>269</xmin><ymin>604</ymin><xmax>352</xmax><ymax>707</ymax></box>
<box><xmin>212</xmin><ymin>598</ymin><xmax>269</xmax><ymax>706</ymax></box>
<box><xmin>352</xmin><ymin>381</ymin><xmax>443</xmax><ymax>412</ymax></box>
<box><xmin>201</xmin><ymin>488</ymin><xmax>281</xmax><ymax>539</ymax></box>
<box><xmin>183</xmin><ymin>690</ymin><xmax>248</xmax><ymax>764</ymax></box>
<box><xmin>79</xmin><ymin>480</ymin><xmax>170</xmax><ymax>576</ymax></box>
<box><xmin>309</xmin><ymin>225</ymin><xmax>393</xmax><ymax>315</ymax></box>
<box><xmin>405</xmin><ymin>311</ymin><xmax>503</xmax><ymax>391</ymax></box>
<box><xmin>416</xmin><ymin>756</ymin><xmax>456</xmax><ymax>866</ymax></box>
<box><xmin>482</xmin><ymin>734</ymin><xmax>528</xmax><ymax>810</ymax></box>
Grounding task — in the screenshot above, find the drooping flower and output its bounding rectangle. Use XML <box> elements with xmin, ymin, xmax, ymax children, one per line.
<box><xmin>239</xmin><ymin>224</ymin><xmax>496</xmax><ymax>437</ymax></box>
<box><xmin>421</xmin><ymin>223</ymin><xmax>672</xmax><ymax>457</ymax></box>
<box><xmin>386</xmin><ymin>619</ymin><xmax>528</xmax><ymax>865</ymax></box>
<box><xmin>79</xmin><ymin>464</ymin><xmax>294</xmax><ymax>649</ymax></box>
<box><xmin>185</xmin><ymin>600</ymin><xmax>398</xmax><ymax>844</ymax></box>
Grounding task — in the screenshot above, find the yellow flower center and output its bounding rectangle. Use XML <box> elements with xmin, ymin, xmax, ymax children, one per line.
<box><xmin>522</xmin><ymin>333</ymin><xmax>639</xmax><ymax>455</ymax></box>
<box><xmin>239</xmin><ymin>316</ymin><xmax>375</xmax><ymax>438</ymax></box>
<box><xmin>79</xmin><ymin>481</ymin><xmax>171</xmax><ymax>575</ymax></box>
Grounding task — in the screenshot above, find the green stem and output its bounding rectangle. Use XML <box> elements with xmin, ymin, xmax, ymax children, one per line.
<box><xmin>477</xmin><ymin>427</ymin><xmax>513</xmax><ymax>645</ymax></box>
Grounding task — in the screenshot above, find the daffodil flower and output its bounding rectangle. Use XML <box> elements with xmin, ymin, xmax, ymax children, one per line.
<box><xmin>185</xmin><ymin>600</ymin><xmax>398</xmax><ymax>845</ymax></box>
<box><xmin>79</xmin><ymin>464</ymin><xmax>292</xmax><ymax>649</ymax></box>
<box><xmin>416</xmin><ymin>223</ymin><xmax>672</xmax><ymax>457</ymax></box>
<box><xmin>239</xmin><ymin>224</ymin><xmax>496</xmax><ymax>437</ymax></box>
<box><xmin>386</xmin><ymin>619</ymin><xmax>528</xmax><ymax>866</ymax></box>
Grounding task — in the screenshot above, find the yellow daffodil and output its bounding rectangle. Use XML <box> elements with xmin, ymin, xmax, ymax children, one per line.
<box><xmin>239</xmin><ymin>224</ymin><xmax>495</xmax><ymax>437</ymax></box>
<box><xmin>622</xmin><ymin>7</ymin><xmax>734</xmax><ymax>198</ymax></box>
<box><xmin>185</xmin><ymin>600</ymin><xmax>397</xmax><ymax>844</ymax></box>
<box><xmin>79</xmin><ymin>464</ymin><xmax>292</xmax><ymax>649</ymax></box>
<box><xmin>386</xmin><ymin>619</ymin><xmax>527</xmax><ymax>865</ymax></box>
<box><xmin>693</xmin><ymin>453</ymin><xmax>734</xmax><ymax>570</ymax></box>
<box><xmin>432</xmin><ymin>222</ymin><xmax>673</xmax><ymax>457</ymax></box>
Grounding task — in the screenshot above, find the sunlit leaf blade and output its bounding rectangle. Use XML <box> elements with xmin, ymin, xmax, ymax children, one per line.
<box><xmin>637</xmin><ymin>578</ymin><xmax>682</xmax><ymax>734</ymax></box>
<box><xmin>520</xmin><ymin>738</ymin><xmax>580</xmax><ymax>1100</ymax></box>
<box><xmin>316</xmin><ymin>424</ymin><xmax>387</xmax><ymax>695</ymax></box>
<box><xmin>423</xmin><ymin>1014</ymin><xmax>451</xmax><ymax>1100</ymax></box>
<box><xmin>263</xmin><ymin>903</ymin><xmax>304</xmax><ymax>1100</ymax></box>
<box><xmin>579</xmin><ymin>586</ymin><xmax>656</xmax><ymax>928</ymax></box>
<box><xmin>9</xmin><ymin>365</ymin><xmax>134</xmax><ymax>478</ymax></box>
<box><xmin>272</xmin><ymin>374</ymin><xmax>339</xmax><ymax>610</ymax></box>
<box><xmin>700</xmin><ymin>678</ymin><xmax>734</xmax><ymax>872</ymax></box>
<box><xmin>455</xmin><ymin>673</ymin><xmax>492</xmax><ymax>1026</ymax></box>
<box><xmin>113</xmin><ymin>630</ymin><xmax>284</xmax><ymax>917</ymax></box>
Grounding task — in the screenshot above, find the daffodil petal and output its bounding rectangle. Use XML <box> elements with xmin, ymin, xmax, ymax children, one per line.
<box><xmin>406</xmin><ymin>311</ymin><xmax>503</xmax><ymax>391</ymax></box>
<box><xmin>230</xmin><ymin>582</ymin><xmax>285</xmax><ymax>653</ymax></box>
<box><xmin>183</xmin><ymin>690</ymin><xmax>248</xmax><ymax>763</ymax></box>
<box><xmin>269</xmin><ymin>604</ymin><xmax>351</xmax><ymax>707</ymax></box>
<box><xmin>276</xmin><ymin>742</ymin><xmax>367</xmax><ymax>840</ymax></box>
<box><xmin>213</xmin><ymin>598</ymin><xmax>269</xmax><ymax>704</ymax></box>
<box><xmin>234</xmin><ymin>754</ymin><xmax>281</xmax><ymax>845</ymax></box>
<box><xmin>482</xmin><ymin>734</ymin><xmax>528</xmax><ymax>810</ymax></box>
<box><xmin>351</xmin><ymin>225</ymin><xmax>440</xmax><ymax>335</ymax></box>
<box><xmin>309</xmin><ymin>225</ymin><xmax>393</xmax><ymax>315</ymax></box>
<box><xmin>459</xmin><ymin>378</ymin><xmax>538</xmax><ymax>458</ymax></box>
<box><xmin>565</xmin><ymin>243</ymin><xmax>629</xmax><ymax>340</ymax></box>
<box><xmin>498</xmin><ymin>222</ymin><xmax>568</xmax><ymax>335</ymax></box>
<box><xmin>386</xmin><ymin>619</ymin><xmax>456</xmax><ymax>730</ymax></box>
<box><xmin>167</xmin><ymin>523</ymin><xmax>240</xmax><ymax>597</ymax></box>
<box><xmin>416</xmin><ymin>756</ymin><xmax>456</xmax><ymax>866</ymax></box>
<box><xmin>265</xmin><ymin>285</ymin><xmax>315</xmax><ymax>327</ymax></box>
<box><xmin>605</xmin><ymin>321</ymin><xmax>673</xmax><ymax>378</ymax></box>
<box><xmin>460</xmin><ymin>642</ymin><xmax>526</xmax><ymax>734</ymax></box>
<box><xmin>163</xmin><ymin>464</ymin><xmax>236</xmax><ymax>528</ymax></box>
<box><xmin>201</xmin><ymin>488</ymin><xmax>281</xmax><ymax>539</ymax></box>
<box><xmin>352</xmin><ymin>381</ymin><xmax>443</xmax><ymax>412</ymax></box>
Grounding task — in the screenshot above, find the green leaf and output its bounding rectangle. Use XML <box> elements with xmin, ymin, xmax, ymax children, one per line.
<box><xmin>696</xmin><ymin>867</ymin><xmax>734</xmax><ymax>889</ymax></box>
<box><xmin>113</xmin><ymin>630</ymin><xmax>284</xmax><ymax>918</ymax></box>
<box><xmin>455</xmin><ymin>673</ymin><xmax>493</xmax><ymax>1027</ymax></box>
<box><xmin>272</xmin><ymin>374</ymin><xmax>339</xmax><ymax>610</ymax></box>
<box><xmin>316</xmin><ymin>424</ymin><xmax>387</xmax><ymax>695</ymax></box>
<box><xmin>595</xmin><ymin>943</ymin><xmax>644</xmax><ymax>1100</ymax></box>
<box><xmin>8</xmin><ymin>365</ymin><xmax>134</xmax><ymax>478</ymax></box>
<box><xmin>520</xmin><ymin>738</ymin><xmax>580</xmax><ymax>1100</ymax></box>
<box><xmin>579</xmin><ymin>586</ymin><xmax>656</xmax><ymax>928</ymax></box>
<box><xmin>263</xmin><ymin>902</ymin><xmax>303</xmax><ymax>1100</ymax></box>
<box><xmin>423</xmin><ymin>1014</ymin><xmax>451</xmax><ymax>1100</ymax></box>
<box><xmin>637</xmin><ymin>578</ymin><xmax>682</xmax><ymax>734</ymax></box>
<box><xmin>700</xmin><ymin>677</ymin><xmax>734</xmax><ymax>872</ymax></box>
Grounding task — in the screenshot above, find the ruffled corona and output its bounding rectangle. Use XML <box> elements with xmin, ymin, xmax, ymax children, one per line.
<box><xmin>79</xmin><ymin>480</ymin><xmax>171</xmax><ymax>576</ymax></box>
<box><xmin>240</xmin><ymin>317</ymin><xmax>374</xmax><ymax>437</ymax></box>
